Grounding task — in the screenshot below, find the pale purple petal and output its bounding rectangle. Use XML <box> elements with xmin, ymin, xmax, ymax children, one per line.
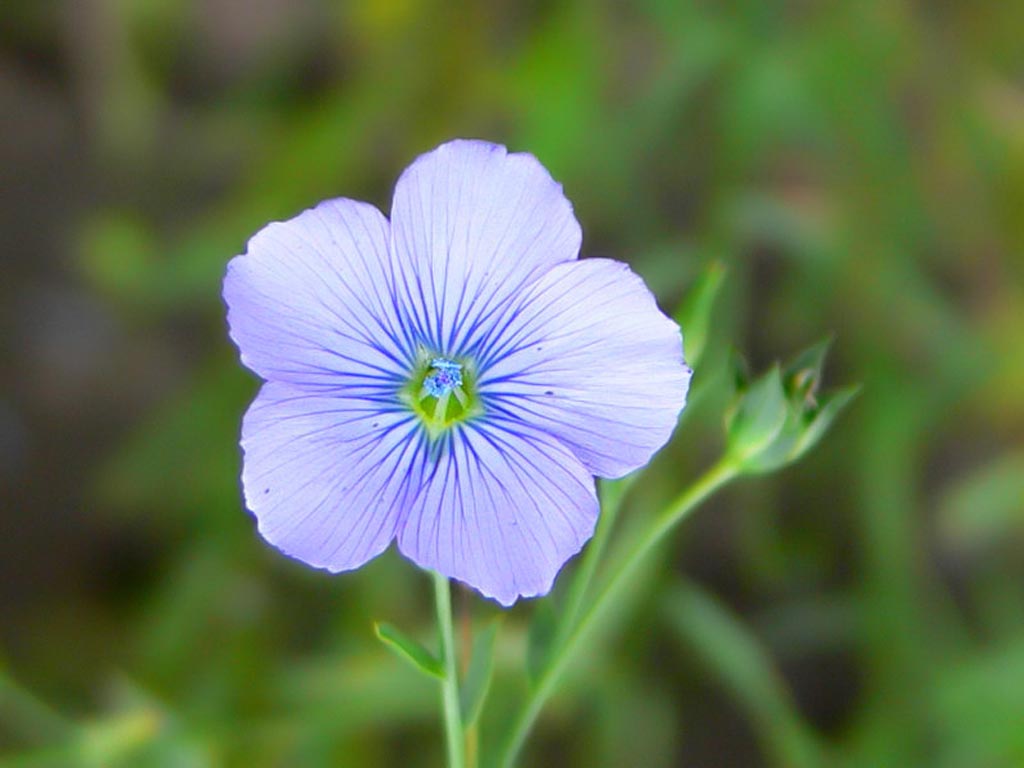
<box><xmin>224</xmin><ymin>198</ymin><xmax>411</xmax><ymax>393</ymax></box>
<box><xmin>396</xmin><ymin>419</ymin><xmax>598</xmax><ymax>606</ymax></box>
<box><xmin>225</xmin><ymin>139</ymin><xmax>690</xmax><ymax>605</ymax></box>
<box><xmin>477</xmin><ymin>258</ymin><xmax>690</xmax><ymax>479</ymax></box>
<box><xmin>241</xmin><ymin>382</ymin><xmax>427</xmax><ymax>572</ymax></box>
<box><xmin>389</xmin><ymin>139</ymin><xmax>582</xmax><ymax>357</ymax></box>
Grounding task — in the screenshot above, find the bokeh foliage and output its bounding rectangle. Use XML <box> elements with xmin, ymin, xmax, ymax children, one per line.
<box><xmin>3</xmin><ymin>1</ymin><xmax>1023</xmax><ymax>766</ymax></box>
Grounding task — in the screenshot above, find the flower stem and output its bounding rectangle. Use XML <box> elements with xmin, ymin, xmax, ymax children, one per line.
<box><xmin>460</xmin><ymin>588</ymin><xmax>479</xmax><ymax>768</ymax></box>
<box><xmin>497</xmin><ymin>457</ymin><xmax>739</xmax><ymax>768</ymax></box>
<box><xmin>555</xmin><ymin>475</ymin><xmax>634</xmax><ymax>648</ymax></box>
<box><xmin>433</xmin><ymin>571</ymin><xmax>466</xmax><ymax>768</ymax></box>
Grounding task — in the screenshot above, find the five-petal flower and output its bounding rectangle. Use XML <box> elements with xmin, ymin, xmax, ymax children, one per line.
<box><xmin>224</xmin><ymin>139</ymin><xmax>691</xmax><ymax>605</ymax></box>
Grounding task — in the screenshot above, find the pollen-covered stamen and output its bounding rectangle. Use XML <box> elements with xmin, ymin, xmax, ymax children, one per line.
<box><xmin>419</xmin><ymin>359</ymin><xmax>466</xmax><ymax>421</ymax></box>
<box><xmin>420</xmin><ymin>358</ymin><xmax>464</xmax><ymax>399</ymax></box>
<box><xmin>404</xmin><ymin>354</ymin><xmax>481</xmax><ymax>436</ymax></box>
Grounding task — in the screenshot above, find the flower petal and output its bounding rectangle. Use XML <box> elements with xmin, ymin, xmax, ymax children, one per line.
<box><xmin>389</xmin><ymin>139</ymin><xmax>582</xmax><ymax>357</ymax></box>
<box><xmin>224</xmin><ymin>198</ymin><xmax>412</xmax><ymax>393</ymax></box>
<box><xmin>241</xmin><ymin>382</ymin><xmax>427</xmax><ymax>571</ymax></box>
<box><xmin>478</xmin><ymin>258</ymin><xmax>691</xmax><ymax>479</ymax></box>
<box><xmin>396</xmin><ymin>419</ymin><xmax>598</xmax><ymax>606</ymax></box>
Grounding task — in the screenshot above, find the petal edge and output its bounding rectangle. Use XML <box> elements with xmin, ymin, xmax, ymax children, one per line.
<box><xmin>396</xmin><ymin>419</ymin><xmax>598</xmax><ymax>606</ymax></box>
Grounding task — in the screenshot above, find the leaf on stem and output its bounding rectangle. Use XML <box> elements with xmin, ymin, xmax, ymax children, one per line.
<box><xmin>674</xmin><ymin>260</ymin><xmax>727</xmax><ymax>370</ymax></box>
<box><xmin>374</xmin><ymin>622</ymin><xmax>444</xmax><ymax>679</ymax></box>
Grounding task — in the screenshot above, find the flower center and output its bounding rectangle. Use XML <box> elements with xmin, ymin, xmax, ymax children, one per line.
<box><xmin>403</xmin><ymin>353</ymin><xmax>482</xmax><ymax>437</ymax></box>
<box><xmin>422</xmin><ymin>358</ymin><xmax>463</xmax><ymax>399</ymax></box>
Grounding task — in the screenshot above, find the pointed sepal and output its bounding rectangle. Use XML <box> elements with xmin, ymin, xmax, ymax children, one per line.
<box><xmin>725</xmin><ymin>340</ymin><xmax>859</xmax><ymax>475</ymax></box>
<box><xmin>725</xmin><ymin>364</ymin><xmax>788</xmax><ymax>465</ymax></box>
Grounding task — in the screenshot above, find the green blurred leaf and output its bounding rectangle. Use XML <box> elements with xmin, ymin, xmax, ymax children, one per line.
<box><xmin>940</xmin><ymin>451</ymin><xmax>1024</xmax><ymax>546</ymax></box>
<box><xmin>527</xmin><ymin>600</ymin><xmax>558</xmax><ymax>684</ymax></box>
<box><xmin>280</xmin><ymin>650</ymin><xmax>437</xmax><ymax>730</ymax></box>
<box><xmin>0</xmin><ymin>747</ymin><xmax>82</xmax><ymax>768</ymax></box>
<box><xmin>93</xmin><ymin>360</ymin><xmax>250</xmax><ymax>523</ymax></box>
<box><xmin>78</xmin><ymin>710</ymin><xmax>162</xmax><ymax>768</ymax></box>
<box><xmin>459</xmin><ymin>620</ymin><xmax>500</xmax><ymax>726</ymax></box>
<box><xmin>77</xmin><ymin>213</ymin><xmax>159</xmax><ymax>308</ymax></box>
<box><xmin>374</xmin><ymin>623</ymin><xmax>443</xmax><ymax>679</ymax></box>
<box><xmin>0</xmin><ymin>672</ymin><xmax>73</xmax><ymax>747</ymax></box>
<box><xmin>674</xmin><ymin>260</ymin><xmax>727</xmax><ymax>370</ymax></box>
<box><xmin>663</xmin><ymin>581</ymin><xmax>825</xmax><ymax>768</ymax></box>
<box><xmin>933</xmin><ymin>636</ymin><xmax>1024</xmax><ymax>767</ymax></box>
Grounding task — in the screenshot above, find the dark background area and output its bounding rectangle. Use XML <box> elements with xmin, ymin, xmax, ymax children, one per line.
<box><xmin>2</xmin><ymin>1</ymin><xmax>1023</xmax><ymax>766</ymax></box>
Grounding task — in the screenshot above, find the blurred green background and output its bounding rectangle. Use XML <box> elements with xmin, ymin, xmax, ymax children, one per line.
<box><xmin>3</xmin><ymin>1</ymin><xmax>1023</xmax><ymax>766</ymax></box>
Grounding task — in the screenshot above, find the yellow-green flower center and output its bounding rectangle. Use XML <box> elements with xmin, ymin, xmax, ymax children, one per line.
<box><xmin>402</xmin><ymin>353</ymin><xmax>482</xmax><ymax>438</ymax></box>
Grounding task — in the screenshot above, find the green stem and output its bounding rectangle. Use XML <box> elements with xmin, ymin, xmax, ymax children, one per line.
<box><xmin>556</xmin><ymin>475</ymin><xmax>635</xmax><ymax>647</ymax></box>
<box><xmin>433</xmin><ymin>571</ymin><xmax>466</xmax><ymax>768</ymax></box>
<box><xmin>497</xmin><ymin>458</ymin><xmax>739</xmax><ymax>768</ymax></box>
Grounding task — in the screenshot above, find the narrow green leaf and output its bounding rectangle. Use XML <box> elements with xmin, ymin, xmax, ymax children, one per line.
<box><xmin>526</xmin><ymin>601</ymin><xmax>558</xmax><ymax>683</ymax></box>
<box><xmin>940</xmin><ymin>451</ymin><xmax>1024</xmax><ymax>545</ymax></box>
<box><xmin>78</xmin><ymin>710</ymin><xmax>162</xmax><ymax>767</ymax></box>
<box><xmin>374</xmin><ymin>622</ymin><xmax>444</xmax><ymax>679</ymax></box>
<box><xmin>78</xmin><ymin>212</ymin><xmax>158</xmax><ymax>308</ymax></box>
<box><xmin>674</xmin><ymin>261</ymin><xmax>727</xmax><ymax>369</ymax></box>
<box><xmin>663</xmin><ymin>581</ymin><xmax>825</xmax><ymax>768</ymax></box>
<box><xmin>460</xmin><ymin>619</ymin><xmax>501</xmax><ymax>726</ymax></box>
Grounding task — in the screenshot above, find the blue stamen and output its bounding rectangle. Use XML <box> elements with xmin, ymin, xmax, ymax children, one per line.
<box><xmin>422</xmin><ymin>358</ymin><xmax>463</xmax><ymax>398</ymax></box>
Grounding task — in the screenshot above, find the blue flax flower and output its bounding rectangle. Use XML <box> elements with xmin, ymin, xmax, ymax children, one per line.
<box><xmin>224</xmin><ymin>140</ymin><xmax>691</xmax><ymax>605</ymax></box>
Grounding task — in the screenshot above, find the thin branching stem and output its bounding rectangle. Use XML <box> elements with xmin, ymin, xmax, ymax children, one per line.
<box><xmin>497</xmin><ymin>458</ymin><xmax>739</xmax><ymax>768</ymax></box>
<box><xmin>555</xmin><ymin>475</ymin><xmax>635</xmax><ymax>648</ymax></box>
